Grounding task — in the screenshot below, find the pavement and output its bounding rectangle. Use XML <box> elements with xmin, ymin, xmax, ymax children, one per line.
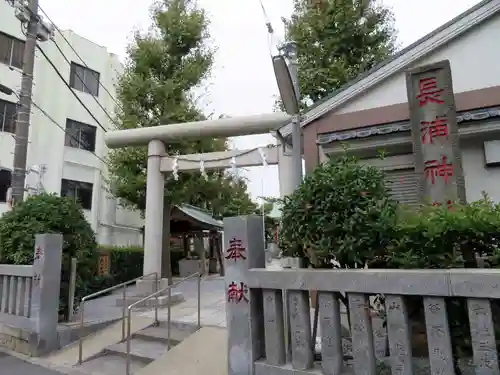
<box><xmin>0</xmin><ymin>350</ymin><xmax>64</xmax><ymax>375</ymax></box>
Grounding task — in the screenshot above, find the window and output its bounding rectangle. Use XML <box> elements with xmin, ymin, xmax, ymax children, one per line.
<box><xmin>0</xmin><ymin>99</ymin><xmax>17</xmax><ymax>133</ymax></box>
<box><xmin>0</xmin><ymin>32</ymin><xmax>24</xmax><ymax>69</ymax></box>
<box><xmin>61</xmin><ymin>179</ymin><xmax>93</xmax><ymax>210</ymax></box>
<box><xmin>65</xmin><ymin>119</ymin><xmax>97</xmax><ymax>152</ymax></box>
<box><xmin>69</xmin><ymin>62</ymin><xmax>100</xmax><ymax>96</ymax></box>
<box><xmin>0</xmin><ymin>169</ymin><xmax>11</xmax><ymax>203</ymax></box>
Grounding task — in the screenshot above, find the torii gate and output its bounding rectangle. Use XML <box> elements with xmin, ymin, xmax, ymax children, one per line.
<box><xmin>105</xmin><ymin>113</ymin><xmax>294</xmax><ymax>297</ymax></box>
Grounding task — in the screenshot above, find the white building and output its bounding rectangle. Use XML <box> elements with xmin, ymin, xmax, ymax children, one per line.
<box><xmin>0</xmin><ymin>1</ymin><xmax>143</xmax><ymax>246</ymax></box>
<box><xmin>280</xmin><ymin>0</ymin><xmax>500</xmax><ymax>205</ymax></box>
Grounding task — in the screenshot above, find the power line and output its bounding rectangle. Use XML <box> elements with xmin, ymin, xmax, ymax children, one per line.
<box><xmin>50</xmin><ymin>38</ymin><xmax>119</xmax><ymax>129</ymax></box>
<box><xmin>13</xmin><ymin>91</ymin><xmax>109</xmax><ymax>167</ymax></box>
<box><xmin>37</xmin><ymin>4</ymin><xmax>124</xmax><ymax>114</ymax></box>
<box><xmin>36</xmin><ymin>44</ymin><xmax>108</xmax><ymax>134</ymax></box>
<box><xmin>258</xmin><ymin>0</ymin><xmax>277</xmax><ymax>57</ymax></box>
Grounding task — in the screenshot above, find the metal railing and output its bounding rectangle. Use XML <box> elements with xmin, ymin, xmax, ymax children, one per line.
<box><xmin>125</xmin><ymin>272</ymin><xmax>201</xmax><ymax>375</ymax></box>
<box><xmin>77</xmin><ymin>272</ymin><xmax>158</xmax><ymax>364</ymax></box>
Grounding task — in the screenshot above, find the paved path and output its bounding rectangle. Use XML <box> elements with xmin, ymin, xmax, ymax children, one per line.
<box><xmin>0</xmin><ymin>351</ymin><xmax>63</xmax><ymax>375</ymax></box>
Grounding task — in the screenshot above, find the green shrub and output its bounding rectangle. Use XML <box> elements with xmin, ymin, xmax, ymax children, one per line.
<box><xmin>0</xmin><ymin>193</ymin><xmax>98</xmax><ymax>321</ymax></box>
<box><xmin>99</xmin><ymin>245</ymin><xmax>144</xmax><ymax>284</ymax></box>
<box><xmin>279</xmin><ymin>155</ymin><xmax>398</xmax><ymax>268</ymax></box>
<box><xmin>387</xmin><ymin>196</ymin><xmax>500</xmax><ymax>269</ymax></box>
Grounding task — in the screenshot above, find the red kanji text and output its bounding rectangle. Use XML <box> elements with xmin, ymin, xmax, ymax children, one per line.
<box><xmin>227</xmin><ymin>281</ymin><xmax>249</xmax><ymax>303</ymax></box>
<box><xmin>225</xmin><ymin>237</ymin><xmax>246</xmax><ymax>261</ymax></box>
<box><xmin>424</xmin><ymin>156</ymin><xmax>454</xmax><ymax>185</ymax></box>
<box><xmin>421</xmin><ymin>116</ymin><xmax>449</xmax><ymax>144</ymax></box>
<box><xmin>432</xmin><ymin>200</ymin><xmax>454</xmax><ymax>210</ymax></box>
<box><xmin>416</xmin><ymin>77</ymin><xmax>444</xmax><ymax>107</ymax></box>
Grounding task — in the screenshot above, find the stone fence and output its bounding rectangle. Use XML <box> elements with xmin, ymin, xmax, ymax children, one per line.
<box><xmin>0</xmin><ymin>234</ymin><xmax>62</xmax><ymax>355</ymax></box>
<box><xmin>224</xmin><ymin>216</ymin><xmax>499</xmax><ymax>375</ymax></box>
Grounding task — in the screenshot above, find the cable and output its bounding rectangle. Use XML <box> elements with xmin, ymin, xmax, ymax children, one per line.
<box><xmin>50</xmin><ymin>38</ymin><xmax>119</xmax><ymax>129</ymax></box>
<box><xmin>36</xmin><ymin>44</ymin><xmax>108</xmax><ymax>134</ymax></box>
<box><xmin>258</xmin><ymin>0</ymin><xmax>276</xmax><ymax>57</ymax></box>
<box><xmin>13</xmin><ymin>91</ymin><xmax>109</xmax><ymax>166</ymax></box>
<box><xmin>37</xmin><ymin>4</ymin><xmax>124</xmax><ymax>113</ymax></box>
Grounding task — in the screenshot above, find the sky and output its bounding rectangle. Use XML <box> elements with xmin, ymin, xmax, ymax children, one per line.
<box><xmin>37</xmin><ymin>0</ymin><xmax>482</xmax><ymax>201</ymax></box>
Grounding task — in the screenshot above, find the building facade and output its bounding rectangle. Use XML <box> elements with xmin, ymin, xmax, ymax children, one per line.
<box><xmin>0</xmin><ymin>1</ymin><xmax>143</xmax><ymax>245</ymax></box>
<box><xmin>279</xmin><ymin>0</ymin><xmax>500</xmax><ymax>205</ymax></box>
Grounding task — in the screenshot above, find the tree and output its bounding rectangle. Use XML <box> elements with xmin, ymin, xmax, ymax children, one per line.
<box><xmin>107</xmin><ymin>0</ymin><xmax>255</xmax><ymax>217</ymax></box>
<box><xmin>282</xmin><ymin>0</ymin><xmax>397</xmax><ymax>105</ymax></box>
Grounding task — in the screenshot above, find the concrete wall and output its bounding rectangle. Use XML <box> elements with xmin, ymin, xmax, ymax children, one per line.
<box><xmin>0</xmin><ymin>1</ymin><xmax>143</xmax><ymax>246</ymax></box>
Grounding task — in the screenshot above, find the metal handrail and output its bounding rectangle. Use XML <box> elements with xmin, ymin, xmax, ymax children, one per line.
<box><xmin>77</xmin><ymin>271</ymin><xmax>158</xmax><ymax>364</ymax></box>
<box><xmin>125</xmin><ymin>272</ymin><xmax>202</xmax><ymax>375</ymax></box>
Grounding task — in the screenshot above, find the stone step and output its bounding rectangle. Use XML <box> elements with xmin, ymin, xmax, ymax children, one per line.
<box><xmin>104</xmin><ymin>338</ymin><xmax>170</xmax><ymax>363</ymax></box>
<box><xmin>78</xmin><ymin>353</ymin><xmax>145</xmax><ymax>375</ymax></box>
<box><xmin>133</xmin><ymin>325</ymin><xmax>193</xmax><ymax>344</ymax></box>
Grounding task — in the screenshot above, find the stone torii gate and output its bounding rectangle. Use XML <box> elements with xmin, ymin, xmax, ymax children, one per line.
<box><xmin>105</xmin><ymin>113</ymin><xmax>294</xmax><ymax>300</ymax></box>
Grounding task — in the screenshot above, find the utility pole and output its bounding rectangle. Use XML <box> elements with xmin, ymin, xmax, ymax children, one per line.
<box><xmin>11</xmin><ymin>0</ymin><xmax>39</xmax><ymax>204</ymax></box>
<box><xmin>279</xmin><ymin>41</ymin><xmax>303</xmax><ymax>190</ymax></box>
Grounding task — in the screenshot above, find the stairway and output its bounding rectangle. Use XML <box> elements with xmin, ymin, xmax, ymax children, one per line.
<box><xmin>76</xmin><ymin>321</ymin><xmax>199</xmax><ymax>375</ymax></box>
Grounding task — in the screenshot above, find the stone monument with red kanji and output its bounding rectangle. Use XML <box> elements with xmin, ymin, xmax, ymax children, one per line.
<box><xmin>406</xmin><ymin>60</ymin><xmax>466</xmax><ymax>206</ymax></box>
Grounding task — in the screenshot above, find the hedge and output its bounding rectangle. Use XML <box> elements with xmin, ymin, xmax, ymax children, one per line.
<box><xmin>97</xmin><ymin>245</ymin><xmax>186</xmax><ymax>283</ymax></box>
<box><xmin>99</xmin><ymin>245</ymin><xmax>144</xmax><ymax>284</ymax></box>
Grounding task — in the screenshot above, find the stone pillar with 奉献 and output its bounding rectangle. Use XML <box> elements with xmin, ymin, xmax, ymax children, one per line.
<box><xmin>406</xmin><ymin>59</ymin><xmax>466</xmax><ymax>206</ymax></box>
<box><xmin>224</xmin><ymin>216</ymin><xmax>266</xmax><ymax>375</ymax></box>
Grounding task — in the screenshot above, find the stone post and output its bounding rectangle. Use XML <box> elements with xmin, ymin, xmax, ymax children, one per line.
<box><xmin>32</xmin><ymin>233</ymin><xmax>63</xmax><ymax>354</ymax></box>
<box><xmin>224</xmin><ymin>216</ymin><xmax>265</xmax><ymax>375</ymax></box>
<box><xmin>406</xmin><ymin>60</ymin><xmax>466</xmax><ymax>206</ymax></box>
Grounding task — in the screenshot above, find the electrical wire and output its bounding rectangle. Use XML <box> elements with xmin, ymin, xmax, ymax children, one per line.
<box><xmin>37</xmin><ymin>4</ymin><xmax>124</xmax><ymax>114</ymax></box>
<box><xmin>258</xmin><ymin>0</ymin><xmax>276</xmax><ymax>57</ymax></box>
<box><xmin>36</xmin><ymin>44</ymin><xmax>108</xmax><ymax>134</ymax></box>
<box><xmin>50</xmin><ymin>38</ymin><xmax>120</xmax><ymax>129</ymax></box>
<box><xmin>12</xmin><ymin>91</ymin><xmax>109</xmax><ymax>167</ymax></box>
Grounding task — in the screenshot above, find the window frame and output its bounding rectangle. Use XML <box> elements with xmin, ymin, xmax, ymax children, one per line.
<box><xmin>0</xmin><ymin>98</ymin><xmax>17</xmax><ymax>133</ymax></box>
<box><xmin>65</xmin><ymin>118</ymin><xmax>97</xmax><ymax>152</ymax></box>
<box><xmin>0</xmin><ymin>31</ymin><xmax>25</xmax><ymax>69</ymax></box>
<box><xmin>0</xmin><ymin>168</ymin><xmax>11</xmax><ymax>203</ymax></box>
<box><xmin>69</xmin><ymin>62</ymin><xmax>100</xmax><ymax>97</ymax></box>
<box><xmin>61</xmin><ymin>178</ymin><xmax>93</xmax><ymax>210</ymax></box>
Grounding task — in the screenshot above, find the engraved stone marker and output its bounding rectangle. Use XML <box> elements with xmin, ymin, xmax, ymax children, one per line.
<box><xmin>318</xmin><ymin>292</ymin><xmax>343</xmax><ymax>375</ymax></box>
<box><xmin>406</xmin><ymin>60</ymin><xmax>466</xmax><ymax>206</ymax></box>
<box><xmin>224</xmin><ymin>216</ymin><xmax>265</xmax><ymax>375</ymax></box>
<box><xmin>348</xmin><ymin>293</ymin><xmax>376</xmax><ymax>375</ymax></box>
<box><xmin>262</xmin><ymin>289</ymin><xmax>286</xmax><ymax>365</ymax></box>
<box><xmin>31</xmin><ymin>234</ymin><xmax>63</xmax><ymax>354</ymax></box>
<box><xmin>467</xmin><ymin>298</ymin><xmax>499</xmax><ymax>375</ymax></box>
<box><xmin>385</xmin><ymin>295</ymin><xmax>412</xmax><ymax>375</ymax></box>
<box><xmin>288</xmin><ymin>290</ymin><xmax>313</xmax><ymax>370</ymax></box>
<box><xmin>423</xmin><ymin>297</ymin><xmax>454</xmax><ymax>375</ymax></box>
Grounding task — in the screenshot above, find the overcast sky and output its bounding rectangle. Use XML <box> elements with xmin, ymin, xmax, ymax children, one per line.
<box><xmin>37</xmin><ymin>0</ymin><xmax>481</xmax><ymax>201</ymax></box>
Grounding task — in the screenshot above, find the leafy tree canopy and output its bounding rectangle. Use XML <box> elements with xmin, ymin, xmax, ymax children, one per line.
<box><xmin>283</xmin><ymin>0</ymin><xmax>397</xmax><ymax>105</ymax></box>
<box><xmin>107</xmin><ymin>0</ymin><xmax>255</xmax><ymax>216</ymax></box>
